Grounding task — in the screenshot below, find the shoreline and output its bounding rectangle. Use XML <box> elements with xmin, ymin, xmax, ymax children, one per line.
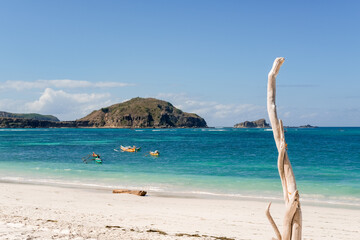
<box><xmin>1</xmin><ymin>182</ymin><xmax>360</xmax><ymax>239</ymax></box>
<box><xmin>1</xmin><ymin>177</ymin><xmax>359</xmax><ymax>211</ymax></box>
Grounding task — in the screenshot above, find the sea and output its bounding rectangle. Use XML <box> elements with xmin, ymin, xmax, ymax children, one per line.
<box><xmin>0</xmin><ymin>127</ymin><xmax>359</xmax><ymax>208</ymax></box>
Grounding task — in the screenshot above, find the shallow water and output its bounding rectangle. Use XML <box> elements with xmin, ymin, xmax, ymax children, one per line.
<box><xmin>0</xmin><ymin>127</ymin><xmax>359</xmax><ymax>207</ymax></box>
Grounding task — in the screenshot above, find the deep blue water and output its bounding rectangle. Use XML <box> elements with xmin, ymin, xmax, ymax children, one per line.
<box><xmin>0</xmin><ymin>128</ymin><xmax>359</xmax><ymax>206</ymax></box>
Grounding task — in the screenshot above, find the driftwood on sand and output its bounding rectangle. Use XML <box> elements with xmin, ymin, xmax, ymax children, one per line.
<box><xmin>266</xmin><ymin>57</ymin><xmax>302</xmax><ymax>240</ymax></box>
<box><xmin>113</xmin><ymin>189</ymin><xmax>147</xmax><ymax>196</ymax></box>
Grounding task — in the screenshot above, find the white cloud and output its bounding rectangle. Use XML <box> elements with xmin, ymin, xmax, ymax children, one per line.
<box><xmin>0</xmin><ymin>99</ymin><xmax>27</xmax><ymax>113</ymax></box>
<box><xmin>283</xmin><ymin>111</ymin><xmax>291</xmax><ymax>118</ymax></box>
<box><xmin>156</xmin><ymin>93</ymin><xmax>266</xmax><ymax>127</ymax></box>
<box><xmin>300</xmin><ymin>112</ymin><xmax>319</xmax><ymax>119</ymax></box>
<box><xmin>0</xmin><ymin>79</ymin><xmax>133</xmax><ymax>91</ymax></box>
<box><xmin>25</xmin><ymin>88</ymin><xmax>113</xmax><ymax>120</ymax></box>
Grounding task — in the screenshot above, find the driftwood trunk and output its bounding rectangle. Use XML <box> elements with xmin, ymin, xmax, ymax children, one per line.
<box><xmin>266</xmin><ymin>57</ymin><xmax>302</xmax><ymax>240</ymax></box>
<box><xmin>113</xmin><ymin>189</ymin><xmax>147</xmax><ymax>196</ymax></box>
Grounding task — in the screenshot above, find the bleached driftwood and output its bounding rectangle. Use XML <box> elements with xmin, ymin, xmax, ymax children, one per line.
<box><xmin>266</xmin><ymin>57</ymin><xmax>302</xmax><ymax>240</ymax></box>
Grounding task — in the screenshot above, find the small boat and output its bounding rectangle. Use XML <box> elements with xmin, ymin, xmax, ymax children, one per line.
<box><xmin>82</xmin><ymin>152</ymin><xmax>102</xmax><ymax>164</ymax></box>
<box><xmin>120</xmin><ymin>145</ymin><xmax>141</xmax><ymax>152</ymax></box>
<box><xmin>149</xmin><ymin>150</ymin><xmax>159</xmax><ymax>156</ymax></box>
<box><xmin>93</xmin><ymin>157</ymin><xmax>102</xmax><ymax>164</ymax></box>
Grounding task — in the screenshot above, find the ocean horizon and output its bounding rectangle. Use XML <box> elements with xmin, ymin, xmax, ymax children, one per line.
<box><xmin>1</xmin><ymin>127</ymin><xmax>359</xmax><ymax>208</ymax></box>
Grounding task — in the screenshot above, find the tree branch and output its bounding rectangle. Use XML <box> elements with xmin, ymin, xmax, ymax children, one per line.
<box><xmin>266</xmin><ymin>202</ymin><xmax>282</xmax><ymax>240</ymax></box>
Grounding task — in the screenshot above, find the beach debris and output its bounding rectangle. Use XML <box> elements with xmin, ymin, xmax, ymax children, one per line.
<box><xmin>46</xmin><ymin>219</ymin><xmax>58</xmax><ymax>223</ymax></box>
<box><xmin>265</xmin><ymin>57</ymin><xmax>302</xmax><ymax>240</ymax></box>
<box><xmin>112</xmin><ymin>189</ymin><xmax>147</xmax><ymax>196</ymax></box>
<box><xmin>105</xmin><ymin>225</ymin><xmax>123</xmax><ymax>229</ymax></box>
<box><xmin>146</xmin><ymin>229</ymin><xmax>168</xmax><ymax>235</ymax></box>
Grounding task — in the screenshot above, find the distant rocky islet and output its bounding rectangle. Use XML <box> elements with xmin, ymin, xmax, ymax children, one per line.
<box><xmin>234</xmin><ymin>119</ymin><xmax>270</xmax><ymax>128</ymax></box>
<box><xmin>233</xmin><ymin>119</ymin><xmax>317</xmax><ymax>128</ymax></box>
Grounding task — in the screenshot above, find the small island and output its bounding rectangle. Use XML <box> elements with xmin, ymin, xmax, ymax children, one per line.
<box><xmin>233</xmin><ymin>118</ymin><xmax>318</xmax><ymax>129</ymax></box>
<box><xmin>79</xmin><ymin>97</ymin><xmax>207</xmax><ymax>128</ymax></box>
<box><xmin>299</xmin><ymin>124</ymin><xmax>318</xmax><ymax>128</ymax></box>
<box><xmin>234</xmin><ymin>119</ymin><xmax>270</xmax><ymax>128</ymax></box>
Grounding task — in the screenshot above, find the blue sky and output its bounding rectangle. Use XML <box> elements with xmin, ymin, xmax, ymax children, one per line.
<box><xmin>0</xmin><ymin>1</ymin><xmax>359</xmax><ymax>126</ymax></box>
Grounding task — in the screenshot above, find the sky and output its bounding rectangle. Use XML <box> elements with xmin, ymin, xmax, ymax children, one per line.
<box><xmin>0</xmin><ymin>0</ymin><xmax>359</xmax><ymax>127</ymax></box>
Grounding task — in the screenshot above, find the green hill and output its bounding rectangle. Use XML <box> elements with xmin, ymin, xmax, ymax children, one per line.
<box><xmin>0</xmin><ymin>111</ymin><xmax>59</xmax><ymax>122</ymax></box>
<box><xmin>79</xmin><ymin>97</ymin><xmax>207</xmax><ymax>128</ymax></box>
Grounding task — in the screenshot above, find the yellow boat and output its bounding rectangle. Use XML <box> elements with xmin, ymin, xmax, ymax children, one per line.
<box><xmin>120</xmin><ymin>145</ymin><xmax>141</xmax><ymax>152</ymax></box>
<box><xmin>149</xmin><ymin>150</ymin><xmax>159</xmax><ymax>156</ymax></box>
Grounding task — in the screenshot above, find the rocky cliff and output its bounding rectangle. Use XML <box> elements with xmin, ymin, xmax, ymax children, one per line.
<box><xmin>234</xmin><ymin>119</ymin><xmax>270</xmax><ymax>128</ymax></box>
<box><xmin>78</xmin><ymin>97</ymin><xmax>207</xmax><ymax>128</ymax></box>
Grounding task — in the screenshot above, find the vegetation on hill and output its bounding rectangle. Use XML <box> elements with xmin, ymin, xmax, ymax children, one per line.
<box><xmin>79</xmin><ymin>97</ymin><xmax>207</xmax><ymax>128</ymax></box>
<box><xmin>0</xmin><ymin>111</ymin><xmax>59</xmax><ymax>122</ymax></box>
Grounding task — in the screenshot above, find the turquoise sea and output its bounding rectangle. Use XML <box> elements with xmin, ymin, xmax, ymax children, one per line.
<box><xmin>0</xmin><ymin>128</ymin><xmax>359</xmax><ymax>207</ymax></box>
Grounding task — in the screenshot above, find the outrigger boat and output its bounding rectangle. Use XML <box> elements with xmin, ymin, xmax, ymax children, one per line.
<box><xmin>120</xmin><ymin>145</ymin><xmax>141</xmax><ymax>152</ymax></box>
<box><xmin>149</xmin><ymin>150</ymin><xmax>160</xmax><ymax>156</ymax></box>
<box><xmin>82</xmin><ymin>152</ymin><xmax>102</xmax><ymax>164</ymax></box>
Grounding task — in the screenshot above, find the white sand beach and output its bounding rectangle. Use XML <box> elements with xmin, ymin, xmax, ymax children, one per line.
<box><xmin>0</xmin><ymin>182</ymin><xmax>359</xmax><ymax>239</ymax></box>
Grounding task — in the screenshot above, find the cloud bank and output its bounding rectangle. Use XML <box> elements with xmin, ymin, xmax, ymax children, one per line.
<box><xmin>0</xmin><ymin>79</ymin><xmax>133</xmax><ymax>91</ymax></box>
<box><xmin>24</xmin><ymin>88</ymin><xmax>114</xmax><ymax>120</ymax></box>
<box><xmin>0</xmin><ymin>88</ymin><xmax>115</xmax><ymax>121</ymax></box>
<box><xmin>156</xmin><ymin>93</ymin><xmax>266</xmax><ymax>127</ymax></box>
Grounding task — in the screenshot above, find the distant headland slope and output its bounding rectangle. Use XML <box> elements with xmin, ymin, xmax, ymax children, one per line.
<box><xmin>79</xmin><ymin>97</ymin><xmax>207</xmax><ymax>128</ymax></box>
<box><xmin>0</xmin><ymin>111</ymin><xmax>59</xmax><ymax>122</ymax></box>
<box><xmin>0</xmin><ymin>98</ymin><xmax>207</xmax><ymax>128</ymax></box>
